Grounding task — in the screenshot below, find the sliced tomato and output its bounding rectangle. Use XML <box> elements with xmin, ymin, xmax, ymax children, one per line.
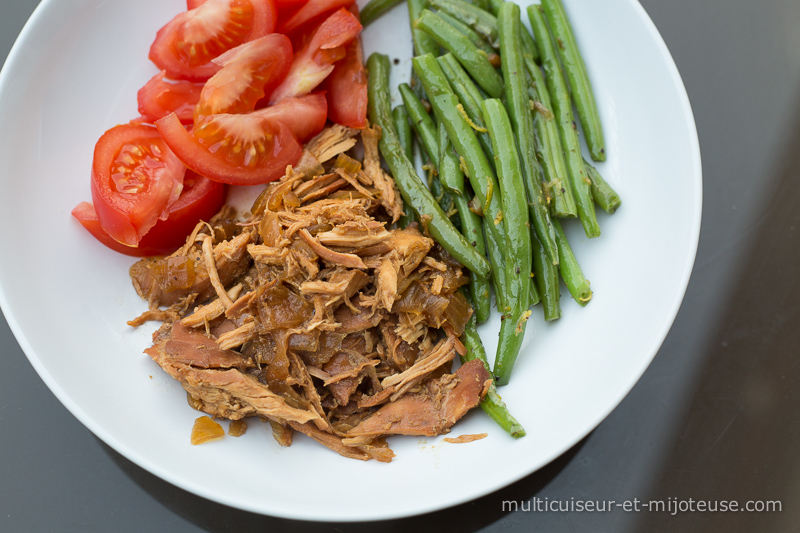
<box><xmin>269</xmin><ymin>9</ymin><xmax>362</xmax><ymax>104</ymax></box>
<box><xmin>73</xmin><ymin>171</ymin><xmax>225</xmax><ymax>256</ymax></box>
<box><xmin>256</xmin><ymin>93</ymin><xmax>327</xmax><ymax>142</ymax></box>
<box><xmin>149</xmin><ymin>0</ymin><xmax>278</xmax><ymax>81</ymax></box>
<box><xmin>324</xmin><ymin>37</ymin><xmax>367</xmax><ymax>128</ymax></box>
<box><xmin>90</xmin><ymin>123</ymin><xmax>186</xmax><ymax>247</ymax></box>
<box><xmin>187</xmin><ymin>0</ymin><xmax>206</xmax><ymax>8</ymax></box>
<box><xmin>278</xmin><ymin>0</ymin><xmax>354</xmax><ymax>34</ymax></box>
<box><xmin>157</xmin><ymin>112</ymin><xmax>302</xmax><ymax>185</ymax></box>
<box><xmin>137</xmin><ymin>70</ymin><xmax>204</xmax><ymax>124</ymax></box>
<box><xmin>194</xmin><ymin>34</ymin><xmax>293</xmax><ymax>121</ymax></box>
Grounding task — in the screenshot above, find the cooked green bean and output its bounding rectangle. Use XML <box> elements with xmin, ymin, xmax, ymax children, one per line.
<box><xmin>482</xmin><ymin>98</ymin><xmax>532</xmax><ymax>385</ymax></box>
<box><xmin>415</xmin><ymin>10</ymin><xmax>505</xmax><ymax>98</ymax></box>
<box><xmin>460</xmin><ymin>306</ymin><xmax>526</xmax><ymax>437</ymax></box>
<box><xmin>583</xmin><ymin>157</ymin><xmax>621</xmax><ymax>214</ymax></box>
<box><xmin>439</xmin><ymin>125</ymin><xmax>491</xmax><ymax>323</ymax></box>
<box><xmin>429</xmin><ymin>0</ymin><xmax>500</xmax><ymax>48</ymax></box>
<box><xmin>409</xmin><ymin>0</ymin><xmax>439</xmax><ymax>57</ymax></box>
<box><xmin>483</xmin><ymin>216</ymin><xmax>506</xmax><ymax>308</ymax></box>
<box><xmin>367</xmin><ymin>53</ymin><xmax>489</xmax><ymax>277</ymax></box>
<box><xmin>520</xmin><ymin>22</ymin><xmax>540</xmax><ymax>65</ymax></box>
<box><xmin>487</xmin><ymin>0</ymin><xmax>503</xmax><ymax>16</ymax></box>
<box><xmin>497</xmin><ymin>3</ymin><xmax>558</xmax><ymax>268</ymax></box>
<box><xmin>436</xmin><ymin>53</ymin><xmax>495</xmax><ymax>162</ymax></box>
<box><xmin>542</xmin><ymin>0</ymin><xmax>605</xmax><ymax>161</ymax></box>
<box><xmin>437</xmin><ymin>10</ymin><xmax>498</xmax><ymax>57</ymax></box>
<box><xmin>552</xmin><ymin>219</ymin><xmax>592</xmax><ymax>306</ymax></box>
<box><xmin>392</xmin><ymin>105</ymin><xmax>414</xmax><ymax>161</ymax></box>
<box><xmin>531</xmin><ymin>232</ymin><xmax>561</xmax><ymax>321</ymax></box>
<box><xmin>398</xmin><ymin>83</ymin><xmax>440</xmax><ymax>165</ymax></box>
<box><xmin>529</xmin><ymin>5</ymin><xmax>600</xmax><ymax>239</ymax></box>
<box><xmin>360</xmin><ymin>0</ymin><xmax>404</xmax><ymax>27</ymax></box>
<box><xmin>523</xmin><ymin>45</ymin><xmax>577</xmax><ymax>218</ymax></box>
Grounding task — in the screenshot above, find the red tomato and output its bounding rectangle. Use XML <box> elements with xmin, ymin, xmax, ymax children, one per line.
<box><xmin>278</xmin><ymin>0</ymin><xmax>354</xmax><ymax>34</ymax></box>
<box><xmin>73</xmin><ymin>171</ymin><xmax>226</xmax><ymax>256</ymax></box>
<box><xmin>137</xmin><ymin>70</ymin><xmax>203</xmax><ymax>124</ymax></box>
<box><xmin>257</xmin><ymin>93</ymin><xmax>327</xmax><ymax>142</ymax></box>
<box><xmin>269</xmin><ymin>9</ymin><xmax>362</xmax><ymax>104</ymax></box>
<box><xmin>149</xmin><ymin>0</ymin><xmax>278</xmax><ymax>81</ymax></box>
<box><xmin>324</xmin><ymin>37</ymin><xmax>367</xmax><ymax>128</ymax></box>
<box><xmin>194</xmin><ymin>34</ymin><xmax>293</xmax><ymax>121</ymax></box>
<box><xmin>91</xmin><ymin>124</ymin><xmax>186</xmax><ymax>247</ymax></box>
<box><xmin>156</xmin><ymin>112</ymin><xmax>302</xmax><ymax>186</ymax></box>
<box><xmin>186</xmin><ymin>0</ymin><xmax>206</xmax><ymax>8</ymax></box>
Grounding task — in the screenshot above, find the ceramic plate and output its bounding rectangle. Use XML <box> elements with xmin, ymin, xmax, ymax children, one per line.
<box><xmin>0</xmin><ymin>0</ymin><xmax>701</xmax><ymax>521</ymax></box>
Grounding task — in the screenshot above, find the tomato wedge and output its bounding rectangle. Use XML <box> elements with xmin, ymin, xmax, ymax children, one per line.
<box><xmin>157</xmin><ymin>112</ymin><xmax>302</xmax><ymax>185</ymax></box>
<box><xmin>137</xmin><ymin>70</ymin><xmax>203</xmax><ymax>124</ymax></box>
<box><xmin>257</xmin><ymin>93</ymin><xmax>327</xmax><ymax>142</ymax></box>
<box><xmin>269</xmin><ymin>9</ymin><xmax>362</xmax><ymax>104</ymax></box>
<box><xmin>150</xmin><ymin>0</ymin><xmax>278</xmax><ymax>81</ymax></box>
<box><xmin>324</xmin><ymin>37</ymin><xmax>367</xmax><ymax>128</ymax></box>
<box><xmin>73</xmin><ymin>171</ymin><xmax>225</xmax><ymax>256</ymax></box>
<box><xmin>278</xmin><ymin>0</ymin><xmax>354</xmax><ymax>34</ymax></box>
<box><xmin>194</xmin><ymin>34</ymin><xmax>293</xmax><ymax>121</ymax></box>
<box><xmin>90</xmin><ymin>124</ymin><xmax>186</xmax><ymax>247</ymax></box>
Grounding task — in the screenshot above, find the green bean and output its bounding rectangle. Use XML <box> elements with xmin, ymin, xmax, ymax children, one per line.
<box><xmin>409</xmin><ymin>0</ymin><xmax>439</xmax><ymax>57</ymax></box>
<box><xmin>520</xmin><ymin>23</ymin><xmax>540</xmax><ymax>65</ymax></box>
<box><xmin>437</xmin><ymin>11</ymin><xmax>498</xmax><ymax>57</ymax></box>
<box><xmin>398</xmin><ymin>83</ymin><xmax>440</xmax><ymax>165</ymax></box>
<box><xmin>529</xmin><ymin>5</ymin><xmax>600</xmax><ymax>239</ymax></box>
<box><xmin>436</xmin><ymin>54</ymin><xmax>495</xmax><ymax>163</ymax></box>
<box><xmin>415</xmin><ymin>10</ymin><xmax>504</xmax><ymax>98</ymax></box>
<box><xmin>542</xmin><ymin>0</ymin><xmax>605</xmax><ymax>161</ymax></box>
<box><xmin>460</xmin><ymin>306</ymin><xmax>526</xmax><ymax>437</ymax></box>
<box><xmin>487</xmin><ymin>0</ymin><xmax>503</xmax><ymax>16</ymax></box>
<box><xmin>468</xmin><ymin>0</ymin><xmax>490</xmax><ymax>14</ymax></box>
<box><xmin>367</xmin><ymin>53</ymin><xmax>489</xmax><ymax>277</ymax></box>
<box><xmin>482</xmin><ymin>98</ymin><xmax>531</xmax><ymax>385</ymax></box>
<box><xmin>392</xmin><ymin>105</ymin><xmax>414</xmax><ymax>161</ymax></box>
<box><xmin>552</xmin><ymin>219</ymin><xmax>592</xmax><ymax>306</ymax></box>
<box><xmin>439</xmin><ymin>125</ymin><xmax>491</xmax><ymax>323</ymax></box>
<box><xmin>483</xmin><ymin>217</ymin><xmax>506</xmax><ymax>309</ymax></box>
<box><xmin>497</xmin><ymin>3</ymin><xmax>558</xmax><ymax>267</ymax></box>
<box><xmin>359</xmin><ymin>0</ymin><xmax>404</xmax><ymax>27</ymax></box>
<box><xmin>531</xmin><ymin>232</ymin><xmax>560</xmax><ymax>321</ymax></box>
<box><xmin>427</xmin><ymin>90</ymin><xmax>507</xmax><ymax>251</ymax></box>
<box><xmin>429</xmin><ymin>0</ymin><xmax>499</xmax><ymax>48</ymax></box>
<box><xmin>523</xmin><ymin>47</ymin><xmax>577</xmax><ymax>218</ymax></box>
<box><xmin>583</xmin><ymin>157</ymin><xmax>621</xmax><ymax>214</ymax></box>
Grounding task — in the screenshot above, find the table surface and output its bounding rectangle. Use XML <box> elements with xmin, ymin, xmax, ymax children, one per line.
<box><xmin>2</xmin><ymin>1</ymin><xmax>799</xmax><ymax>531</ymax></box>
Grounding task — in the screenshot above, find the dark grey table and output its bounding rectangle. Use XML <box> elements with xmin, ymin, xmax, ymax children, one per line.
<box><xmin>2</xmin><ymin>1</ymin><xmax>798</xmax><ymax>531</ymax></box>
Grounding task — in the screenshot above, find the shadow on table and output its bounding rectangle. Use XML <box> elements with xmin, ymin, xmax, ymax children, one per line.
<box><xmin>99</xmin><ymin>434</ymin><xmax>586</xmax><ymax>532</ymax></box>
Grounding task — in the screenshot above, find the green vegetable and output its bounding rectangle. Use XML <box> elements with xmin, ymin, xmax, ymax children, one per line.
<box><xmin>552</xmin><ymin>219</ymin><xmax>592</xmax><ymax>306</ymax></box>
<box><xmin>360</xmin><ymin>0</ymin><xmax>405</xmax><ymax>27</ymax></box>
<box><xmin>392</xmin><ymin>104</ymin><xmax>414</xmax><ymax>161</ymax></box>
<box><xmin>529</xmin><ymin>4</ymin><xmax>600</xmax><ymax>239</ymax></box>
<box><xmin>367</xmin><ymin>53</ymin><xmax>489</xmax><ymax>277</ymax></box>
<box><xmin>398</xmin><ymin>83</ymin><xmax>440</xmax><ymax>165</ymax></box>
<box><xmin>429</xmin><ymin>0</ymin><xmax>500</xmax><ymax>47</ymax></box>
<box><xmin>531</xmin><ymin>232</ymin><xmax>561</xmax><ymax>321</ymax></box>
<box><xmin>437</xmin><ymin>10</ymin><xmax>498</xmax><ymax>57</ymax></box>
<box><xmin>415</xmin><ymin>10</ymin><xmax>505</xmax><ymax>98</ymax></box>
<box><xmin>584</xmin><ymin>157</ymin><xmax>621</xmax><ymax>214</ymax></box>
<box><xmin>542</xmin><ymin>0</ymin><xmax>606</xmax><ymax>161</ymax></box>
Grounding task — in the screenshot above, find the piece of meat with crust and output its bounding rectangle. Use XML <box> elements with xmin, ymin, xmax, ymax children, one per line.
<box><xmin>131</xmin><ymin>232</ymin><xmax>253</xmax><ymax>307</ymax></box>
<box><xmin>155</xmin><ymin>322</ymin><xmax>253</xmax><ymax>370</ymax></box>
<box><xmin>345</xmin><ymin>360</ymin><xmax>491</xmax><ymax>438</ymax></box>
<box><xmin>288</xmin><ymin>421</ymin><xmax>372</xmax><ymax>461</ymax></box>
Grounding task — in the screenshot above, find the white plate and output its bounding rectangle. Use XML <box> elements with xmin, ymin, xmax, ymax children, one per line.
<box><xmin>0</xmin><ymin>0</ymin><xmax>701</xmax><ymax>522</ymax></box>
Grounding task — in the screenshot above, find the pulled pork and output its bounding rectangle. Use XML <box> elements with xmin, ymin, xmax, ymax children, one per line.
<box><xmin>130</xmin><ymin>126</ymin><xmax>491</xmax><ymax>461</ymax></box>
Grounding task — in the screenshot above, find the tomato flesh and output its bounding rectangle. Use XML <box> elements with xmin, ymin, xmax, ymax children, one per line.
<box><xmin>255</xmin><ymin>93</ymin><xmax>327</xmax><ymax>142</ymax></box>
<box><xmin>325</xmin><ymin>36</ymin><xmax>367</xmax><ymax>128</ymax></box>
<box><xmin>150</xmin><ymin>0</ymin><xmax>278</xmax><ymax>81</ymax></box>
<box><xmin>73</xmin><ymin>171</ymin><xmax>225</xmax><ymax>256</ymax></box>
<box><xmin>194</xmin><ymin>34</ymin><xmax>293</xmax><ymax>121</ymax></box>
<box><xmin>278</xmin><ymin>0</ymin><xmax>354</xmax><ymax>34</ymax></box>
<box><xmin>157</xmin><ymin>112</ymin><xmax>302</xmax><ymax>185</ymax></box>
<box><xmin>91</xmin><ymin>124</ymin><xmax>186</xmax><ymax>247</ymax></box>
<box><xmin>269</xmin><ymin>8</ymin><xmax>362</xmax><ymax>104</ymax></box>
<box><xmin>138</xmin><ymin>70</ymin><xmax>203</xmax><ymax>124</ymax></box>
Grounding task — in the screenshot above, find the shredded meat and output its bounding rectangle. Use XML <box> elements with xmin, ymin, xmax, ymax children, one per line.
<box><xmin>130</xmin><ymin>126</ymin><xmax>483</xmax><ymax>461</ymax></box>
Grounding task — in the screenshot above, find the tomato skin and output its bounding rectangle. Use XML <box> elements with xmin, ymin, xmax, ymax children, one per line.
<box><xmin>269</xmin><ymin>8</ymin><xmax>362</xmax><ymax>104</ymax></box>
<box><xmin>194</xmin><ymin>34</ymin><xmax>293</xmax><ymax>121</ymax></box>
<box><xmin>156</xmin><ymin>112</ymin><xmax>302</xmax><ymax>186</ymax></box>
<box><xmin>137</xmin><ymin>70</ymin><xmax>203</xmax><ymax>124</ymax></box>
<box><xmin>73</xmin><ymin>172</ymin><xmax>225</xmax><ymax>256</ymax></box>
<box><xmin>149</xmin><ymin>0</ymin><xmax>278</xmax><ymax>81</ymax></box>
<box><xmin>278</xmin><ymin>0</ymin><xmax>354</xmax><ymax>34</ymax></box>
<box><xmin>91</xmin><ymin>124</ymin><xmax>186</xmax><ymax>247</ymax></box>
<box><xmin>256</xmin><ymin>93</ymin><xmax>327</xmax><ymax>142</ymax></box>
<box><xmin>324</xmin><ymin>36</ymin><xmax>367</xmax><ymax>128</ymax></box>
